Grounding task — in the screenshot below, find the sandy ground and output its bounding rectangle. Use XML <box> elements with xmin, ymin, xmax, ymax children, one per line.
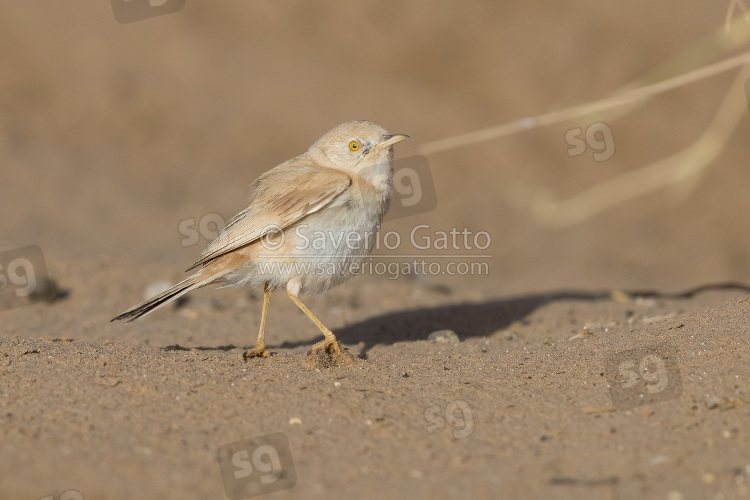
<box><xmin>2</xmin><ymin>1</ymin><xmax>750</xmax><ymax>499</ymax></box>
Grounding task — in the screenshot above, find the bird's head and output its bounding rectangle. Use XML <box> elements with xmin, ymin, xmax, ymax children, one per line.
<box><xmin>307</xmin><ymin>120</ymin><xmax>408</xmax><ymax>188</ymax></box>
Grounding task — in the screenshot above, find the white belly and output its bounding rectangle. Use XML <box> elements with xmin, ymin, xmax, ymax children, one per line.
<box><xmin>226</xmin><ymin>189</ymin><xmax>386</xmax><ymax>295</ymax></box>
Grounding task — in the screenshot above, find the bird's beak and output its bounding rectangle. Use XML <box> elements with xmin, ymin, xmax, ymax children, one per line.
<box><xmin>374</xmin><ymin>134</ymin><xmax>409</xmax><ymax>151</ymax></box>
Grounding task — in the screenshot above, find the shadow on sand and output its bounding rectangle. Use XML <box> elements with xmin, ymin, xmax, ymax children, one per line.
<box><xmin>163</xmin><ymin>282</ymin><xmax>750</xmax><ymax>356</ymax></box>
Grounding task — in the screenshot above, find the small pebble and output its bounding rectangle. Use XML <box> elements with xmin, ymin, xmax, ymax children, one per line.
<box><xmin>179</xmin><ymin>308</ymin><xmax>199</xmax><ymax>320</ymax></box>
<box><xmin>409</xmin><ymin>470</ymin><xmax>425</xmax><ymax>479</ymax></box>
<box><xmin>503</xmin><ymin>330</ymin><xmax>518</xmax><ymax>341</ymax></box>
<box><xmin>702</xmin><ymin>472</ymin><xmax>716</xmax><ymax>484</ymax></box>
<box><xmin>428</xmin><ymin>330</ymin><xmax>459</xmax><ymax>343</ymax></box>
<box><xmin>647</xmin><ymin>455</ymin><xmax>668</xmax><ymax>466</ymax></box>
<box><xmin>289</xmin><ymin>417</ymin><xmax>302</xmax><ymax>425</ymax></box>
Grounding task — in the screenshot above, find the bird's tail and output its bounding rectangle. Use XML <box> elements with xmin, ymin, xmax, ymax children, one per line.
<box><xmin>111</xmin><ymin>270</ymin><xmax>224</xmax><ymax>323</ymax></box>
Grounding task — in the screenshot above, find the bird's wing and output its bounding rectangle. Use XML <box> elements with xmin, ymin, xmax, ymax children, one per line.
<box><xmin>186</xmin><ymin>163</ymin><xmax>352</xmax><ymax>270</ymax></box>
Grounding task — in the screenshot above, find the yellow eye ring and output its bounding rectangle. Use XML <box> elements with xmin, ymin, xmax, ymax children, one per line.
<box><xmin>348</xmin><ymin>141</ymin><xmax>360</xmax><ymax>151</ymax></box>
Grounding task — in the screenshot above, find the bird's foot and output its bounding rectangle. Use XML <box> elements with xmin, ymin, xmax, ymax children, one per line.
<box><xmin>304</xmin><ymin>338</ymin><xmax>359</xmax><ymax>369</ymax></box>
<box><xmin>308</xmin><ymin>338</ymin><xmax>342</xmax><ymax>356</ymax></box>
<box><xmin>243</xmin><ymin>345</ymin><xmax>270</xmax><ymax>360</ymax></box>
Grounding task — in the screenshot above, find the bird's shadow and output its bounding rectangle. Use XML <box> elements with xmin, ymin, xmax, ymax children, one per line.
<box><xmin>162</xmin><ymin>282</ymin><xmax>750</xmax><ymax>356</ymax></box>
<box><xmin>276</xmin><ymin>282</ymin><xmax>750</xmax><ymax>357</ymax></box>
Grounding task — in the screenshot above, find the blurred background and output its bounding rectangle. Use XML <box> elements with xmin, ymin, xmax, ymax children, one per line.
<box><xmin>2</xmin><ymin>0</ymin><xmax>749</xmax><ymax>298</ymax></box>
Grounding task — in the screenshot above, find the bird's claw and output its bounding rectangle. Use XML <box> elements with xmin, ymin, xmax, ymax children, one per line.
<box><xmin>243</xmin><ymin>346</ymin><xmax>270</xmax><ymax>359</ymax></box>
<box><xmin>308</xmin><ymin>338</ymin><xmax>342</xmax><ymax>356</ymax></box>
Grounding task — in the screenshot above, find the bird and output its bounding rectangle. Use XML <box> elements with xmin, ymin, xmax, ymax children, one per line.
<box><xmin>111</xmin><ymin>120</ymin><xmax>408</xmax><ymax>360</ymax></box>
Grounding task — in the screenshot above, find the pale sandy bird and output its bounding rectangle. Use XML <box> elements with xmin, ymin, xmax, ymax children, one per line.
<box><xmin>112</xmin><ymin>120</ymin><xmax>408</xmax><ymax>359</ymax></box>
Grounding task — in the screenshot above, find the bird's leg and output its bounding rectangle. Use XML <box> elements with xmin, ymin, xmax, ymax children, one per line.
<box><xmin>243</xmin><ymin>283</ymin><xmax>273</xmax><ymax>359</ymax></box>
<box><xmin>286</xmin><ymin>289</ymin><xmax>341</xmax><ymax>355</ymax></box>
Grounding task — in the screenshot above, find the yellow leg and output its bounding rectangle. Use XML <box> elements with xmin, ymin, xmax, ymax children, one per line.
<box><xmin>286</xmin><ymin>290</ymin><xmax>341</xmax><ymax>354</ymax></box>
<box><xmin>243</xmin><ymin>283</ymin><xmax>273</xmax><ymax>359</ymax></box>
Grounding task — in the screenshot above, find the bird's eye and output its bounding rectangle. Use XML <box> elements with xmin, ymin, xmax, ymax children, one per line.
<box><xmin>348</xmin><ymin>141</ymin><xmax>360</xmax><ymax>151</ymax></box>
